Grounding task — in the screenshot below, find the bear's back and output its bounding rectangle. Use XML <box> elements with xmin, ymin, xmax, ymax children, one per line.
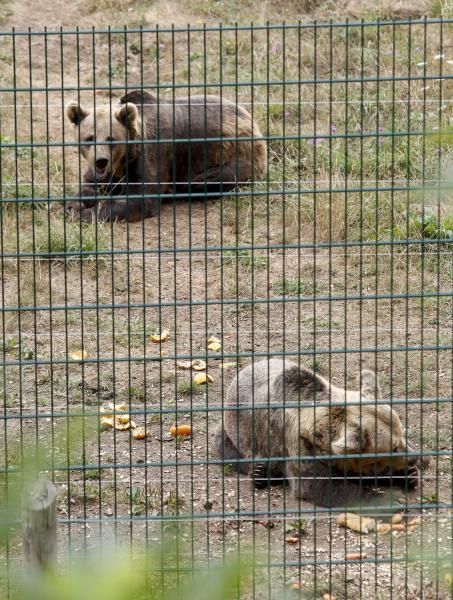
<box><xmin>227</xmin><ymin>358</ymin><xmax>300</xmax><ymax>408</ymax></box>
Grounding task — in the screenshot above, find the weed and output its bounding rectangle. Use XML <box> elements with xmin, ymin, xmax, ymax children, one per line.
<box><xmin>21</xmin><ymin>348</ymin><xmax>34</xmax><ymax>360</ymax></box>
<box><xmin>430</xmin><ymin>0</ymin><xmax>453</xmax><ymax>17</ymax></box>
<box><xmin>108</xmin><ymin>63</ymin><xmax>125</xmax><ymax>80</ymax></box>
<box><xmin>128</xmin><ymin>486</ymin><xmax>146</xmax><ymax>516</ymax></box>
<box><xmin>164</xmin><ymin>490</ymin><xmax>185</xmax><ymax>515</ymax></box>
<box><xmin>1</xmin><ymin>209</ymin><xmax>112</xmax><ymax>262</ymax></box>
<box><xmin>177</xmin><ymin>380</ymin><xmax>204</xmax><ymax>396</ymax></box>
<box><xmin>392</xmin><ymin>213</ymin><xmax>453</xmax><ymax>244</ymax></box>
<box><xmin>128</xmin><ymin>385</ymin><xmax>146</xmax><ymax>402</ymax></box>
<box><xmin>84</xmin><ymin>467</ymin><xmax>101</xmax><ymax>481</ymax></box>
<box><xmin>3</xmin><ymin>338</ymin><xmax>19</xmax><ymax>354</ymax></box>
<box><xmin>78</xmin><ymin>481</ymin><xmax>100</xmax><ymax>502</ymax></box>
<box><xmin>222</xmin><ymin>249</ymin><xmax>268</xmax><ymax>269</ymax></box>
<box><xmin>289</xmin><ymin>518</ymin><xmax>309</xmax><ymax>535</ymax></box>
<box><xmin>273</xmin><ymin>278</ymin><xmax>319</xmax><ymax>297</ymax></box>
<box><xmin>422</xmin><ymin>492</ymin><xmax>439</xmax><ymax>504</ymax></box>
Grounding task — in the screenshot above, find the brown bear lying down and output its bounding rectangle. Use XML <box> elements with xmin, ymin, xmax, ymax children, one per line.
<box><xmin>214</xmin><ymin>359</ymin><xmax>429</xmax><ymax>508</ymax></box>
<box><xmin>65</xmin><ymin>90</ymin><xmax>267</xmax><ymax>222</ymax></box>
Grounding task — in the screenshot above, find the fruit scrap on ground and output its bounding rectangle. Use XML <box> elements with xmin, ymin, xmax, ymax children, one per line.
<box><xmin>170</xmin><ymin>424</ymin><xmax>192</xmax><ymax>437</ymax></box>
<box><xmin>336</xmin><ymin>512</ymin><xmax>375</xmax><ymax>534</ymax></box>
<box><xmin>193</xmin><ymin>372</ymin><xmax>213</xmax><ymax>385</ymax></box>
<box><xmin>70</xmin><ymin>349</ymin><xmax>89</xmax><ymax>361</ymax></box>
<box><xmin>176</xmin><ymin>359</ymin><xmax>207</xmax><ymax>371</ymax></box>
<box><xmin>150</xmin><ymin>330</ymin><xmax>169</xmax><ymax>343</ymax></box>
<box><xmin>100</xmin><ymin>402</ymin><xmax>136</xmax><ymax>431</ymax></box>
<box><xmin>133</xmin><ymin>427</ymin><xmax>147</xmax><ymax>440</ymax></box>
<box><xmin>207</xmin><ymin>336</ymin><xmax>222</xmax><ymax>351</ymax></box>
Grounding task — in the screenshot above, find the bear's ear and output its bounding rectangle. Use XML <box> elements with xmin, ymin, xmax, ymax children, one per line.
<box><xmin>115</xmin><ymin>102</ymin><xmax>140</xmax><ymax>136</ymax></box>
<box><xmin>360</xmin><ymin>369</ymin><xmax>382</xmax><ymax>400</ymax></box>
<box><xmin>120</xmin><ymin>90</ymin><xmax>157</xmax><ymax>106</ymax></box>
<box><xmin>66</xmin><ymin>102</ymin><xmax>88</xmax><ymax>126</ymax></box>
<box><xmin>331</xmin><ymin>428</ymin><xmax>362</xmax><ymax>455</ymax></box>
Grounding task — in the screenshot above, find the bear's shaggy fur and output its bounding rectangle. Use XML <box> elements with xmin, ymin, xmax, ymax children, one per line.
<box><xmin>65</xmin><ymin>90</ymin><xmax>267</xmax><ymax>222</ymax></box>
<box><xmin>215</xmin><ymin>359</ymin><xmax>429</xmax><ymax>508</ymax></box>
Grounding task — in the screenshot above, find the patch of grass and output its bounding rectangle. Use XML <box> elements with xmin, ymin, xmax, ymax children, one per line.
<box><xmin>84</xmin><ymin>467</ymin><xmax>101</xmax><ymax>481</ymax></box>
<box><xmin>69</xmin><ymin>481</ymin><xmax>100</xmax><ymax>503</ymax></box>
<box><xmin>164</xmin><ymin>490</ymin><xmax>185</xmax><ymax>515</ymax></box>
<box><xmin>108</xmin><ymin>63</ymin><xmax>126</xmax><ymax>80</ymax></box>
<box><xmin>223</xmin><ymin>464</ymin><xmax>235</xmax><ymax>476</ymax></box>
<box><xmin>222</xmin><ymin>249</ymin><xmax>268</xmax><ymax>269</ymax></box>
<box><xmin>289</xmin><ymin>518</ymin><xmax>309</xmax><ymax>535</ymax></box>
<box><xmin>391</xmin><ymin>212</ymin><xmax>453</xmax><ymax>244</ymax></box>
<box><xmin>86</xmin><ymin>0</ymin><xmax>137</xmax><ymax>13</ymax></box>
<box><xmin>3</xmin><ymin>338</ymin><xmax>19</xmax><ymax>354</ymax></box>
<box><xmin>128</xmin><ymin>385</ymin><xmax>146</xmax><ymax>402</ymax></box>
<box><xmin>418</xmin><ymin>422</ymin><xmax>452</xmax><ymax>452</ymax></box>
<box><xmin>273</xmin><ymin>278</ymin><xmax>320</xmax><ymax>297</ymax></box>
<box><xmin>430</xmin><ymin>0</ymin><xmax>453</xmax><ymax>17</ymax></box>
<box><xmin>177</xmin><ymin>380</ymin><xmax>205</xmax><ymax>396</ymax></box>
<box><xmin>127</xmin><ymin>486</ymin><xmax>147</xmax><ymax>516</ymax></box>
<box><xmin>1</xmin><ymin>209</ymin><xmax>112</xmax><ymax>262</ymax></box>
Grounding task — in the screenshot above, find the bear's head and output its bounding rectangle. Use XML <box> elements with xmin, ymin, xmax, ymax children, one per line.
<box><xmin>66</xmin><ymin>100</ymin><xmax>141</xmax><ymax>181</ymax></box>
<box><xmin>329</xmin><ymin>370</ymin><xmax>413</xmax><ymax>474</ymax></box>
<box><xmin>287</xmin><ymin>367</ymin><xmax>425</xmax><ymax>475</ymax></box>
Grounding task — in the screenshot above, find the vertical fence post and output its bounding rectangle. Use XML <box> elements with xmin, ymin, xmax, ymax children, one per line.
<box><xmin>23</xmin><ymin>477</ymin><xmax>57</xmax><ymax>571</ymax></box>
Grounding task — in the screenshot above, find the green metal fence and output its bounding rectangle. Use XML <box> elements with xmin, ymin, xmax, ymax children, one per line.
<box><xmin>0</xmin><ymin>19</ymin><xmax>452</xmax><ymax>599</ymax></box>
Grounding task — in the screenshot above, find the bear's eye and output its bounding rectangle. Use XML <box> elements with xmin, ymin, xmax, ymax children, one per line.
<box><xmin>84</xmin><ymin>135</ymin><xmax>94</xmax><ymax>144</ymax></box>
<box><xmin>106</xmin><ymin>136</ymin><xmax>115</xmax><ymax>143</ymax></box>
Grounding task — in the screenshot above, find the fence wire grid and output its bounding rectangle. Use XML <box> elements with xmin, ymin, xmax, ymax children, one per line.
<box><xmin>0</xmin><ymin>18</ymin><xmax>452</xmax><ymax>600</ymax></box>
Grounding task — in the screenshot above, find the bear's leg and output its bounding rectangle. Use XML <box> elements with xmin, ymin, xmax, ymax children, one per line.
<box><xmin>64</xmin><ymin>187</ymin><xmax>98</xmax><ymax>216</ymax></box>
<box><xmin>365</xmin><ymin>443</ymin><xmax>430</xmax><ymax>490</ymax></box>
<box><xmin>364</xmin><ymin>466</ymin><xmax>420</xmax><ymax>490</ymax></box>
<box><xmin>288</xmin><ymin>460</ymin><xmax>400</xmax><ymax>513</ymax></box>
<box><xmin>76</xmin><ymin>197</ymin><xmax>159</xmax><ymax>223</ymax></box>
<box><xmin>252</xmin><ymin>460</ymin><xmax>287</xmax><ymax>489</ymax></box>
<box><xmin>288</xmin><ymin>460</ymin><xmax>376</xmax><ymax>508</ymax></box>
<box><xmin>175</xmin><ymin>160</ymin><xmax>253</xmax><ymax>200</ymax></box>
<box><xmin>214</xmin><ymin>426</ymin><xmax>249</xmax><ymax>475</ymax></box>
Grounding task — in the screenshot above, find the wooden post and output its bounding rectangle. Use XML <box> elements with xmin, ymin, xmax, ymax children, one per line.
<box><xmin>23</xmin><ymin>477</ymin><xmax>57</xmax><ymax>570</ymax></box>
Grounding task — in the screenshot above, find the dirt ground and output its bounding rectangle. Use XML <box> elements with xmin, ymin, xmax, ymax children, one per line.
<box><xmin>0</xmin><ymin>0</ymin><xmax>452</xmax><ymax>598</ymax></box>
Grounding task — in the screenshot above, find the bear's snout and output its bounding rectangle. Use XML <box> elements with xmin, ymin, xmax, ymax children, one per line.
<box><xmin>406</xmin><ymin>443</ymin><xmax>431</xmax><ymax>469</ymax></box>
<box><xmin>96</xmin><ymin>157</ymin><xmax>109</xmax><ymax>172</ymax></box>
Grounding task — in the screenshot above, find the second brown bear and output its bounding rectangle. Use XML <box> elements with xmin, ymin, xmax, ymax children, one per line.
<box><xmin>65</xmin><ymin>90</ymin><xmax>267</xmax><ymax>222</ymax></box>
<box><xmin>215</xmin><ymin>359</ymin><xmax>429</xmax><ymax>508</ymax></box>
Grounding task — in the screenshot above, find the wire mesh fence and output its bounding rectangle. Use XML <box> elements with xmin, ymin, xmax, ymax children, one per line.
<box><xmin>0</xmin><ymin>18</ymin><xmax>452</xmax><ymax>599</ymax></box>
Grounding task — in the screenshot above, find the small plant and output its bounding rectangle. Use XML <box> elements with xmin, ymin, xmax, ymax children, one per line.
<box><xmin>128</xmin><ymin>41</ymin><xmax>141</xmax><ymax>55</ymax></box>
<box><xmin>421</xmin><ymin>492</ymin><xmax>439</xmax><ymax>504</ymax></box>
<box><xmin>69</xmin><ymin>481</ymin><xmax>99</xmax><ymax>503</ymax></box>
<box><xmin>273</xmin><ymin>278</ymin><xmax>318</xmax><ymax>297</ymax></box>
<box><xmin>391</xmin><ymin>212</ymin><xmax>453</xmax><ymax>244</ymax></box>
<box><xmin>108</xmin><ymin>63</ymin><xmax>125</xmax><ymax>79</ymax></box>
<box><xmin>84</xmin><ymin>467</ymin><xmax>101</xmax><ymax>481</ymax></box>
<box><xmin>289</xmin><ymin>518</ymin><xmax>309</xmax><ymax>536</ymax></box>
<box><xmin>128</xmin><ymin>486</ymin><xmax>146</xmax><ymax>516</ymax></box>
<box><xmin>223</xmin><ymin>464</ymin><xmax>235</xmax><ymax>476</ymax></box>
<box><xmin>430</xmin><ymin>0</ymin><xmax>453</xmax><ymax>18</ymax></box>
<box><xmin>21</xmin><ymin>348</ymin><xmax>34</xmax><ymax>360</ymax></box>
<box><xmin>177</xmin><ymin>380</ymin><xmax>204</xmax><ymax>396</ymax></box>
<box><xmin>3</xmin><ymin>338</ymin><xmax>19</xmax><ymax>354</ymax></box>
<box><xmin>223</xmin><ymin>249</ymin><xmax>268</xmax><ymax>269</ymax></box>
<box><xmin>128</xmin><ymin>385</ymin><xmax>146</xmax><ymax>403</ymax></box>
<box><xmin>164</xmin><ymin>490</ymin><xmax>185</xmax><ymax>515</ymax></box>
